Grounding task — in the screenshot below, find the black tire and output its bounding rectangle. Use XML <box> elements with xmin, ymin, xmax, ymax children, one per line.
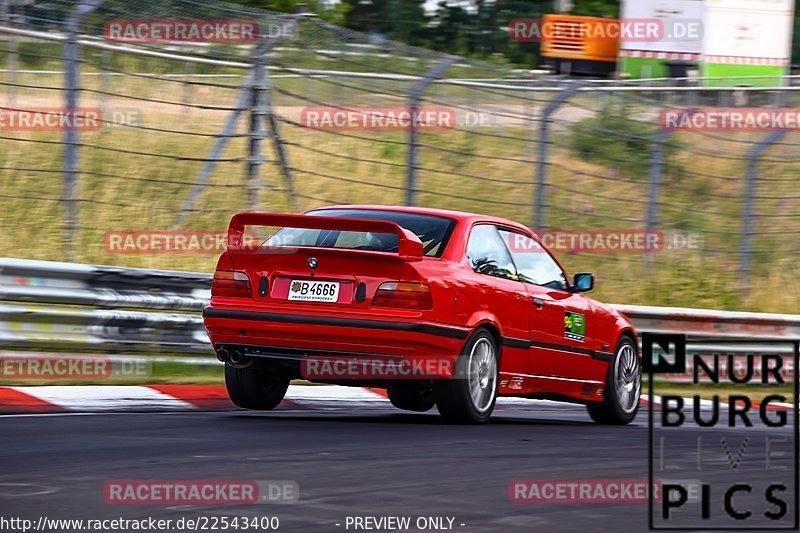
<box><xmin>586</xmin><ymin>336</ymin><xmax>641</xmax><ymax>425</ymax></box>
<box><xmin>225</xmin><ymin>363</ymin><xmax>289</xmax><ymax>411</ymax></box>
<box><xmin>387</xmin><ymin>383</ymin><xmax>435</xmax><ymax>412</ymax></box>
<box><xmin>435</xmin><ymin>329</ymin><xmax>499</xmax><ymax>424</ymax></box>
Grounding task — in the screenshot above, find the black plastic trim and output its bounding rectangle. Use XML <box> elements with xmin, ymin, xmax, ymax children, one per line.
<box><xmin>501</xmin><ymin>336</ymin><xmax>613</xmax><ymax>361</ymax></box>
<box><xmin>204</xmin><ymin>307</ymin><xmax>469</xmax><ymax>339</ymax></box>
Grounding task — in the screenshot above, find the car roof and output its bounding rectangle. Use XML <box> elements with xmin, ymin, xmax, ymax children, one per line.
<box><xmin>308</xmin><ymin>205</ymin><xmax>533</xmax><ymax>235</ymax></box>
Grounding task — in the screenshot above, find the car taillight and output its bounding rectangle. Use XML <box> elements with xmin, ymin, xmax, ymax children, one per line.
<box><xmin>373</xmin><ymin>282</ymin><xmax>432</xmax><ymax>310</ymax></box>
<box><xmin>212</xmin><ymin>270</ymin><xmax>251</xmax><ymax>298</ymax></box>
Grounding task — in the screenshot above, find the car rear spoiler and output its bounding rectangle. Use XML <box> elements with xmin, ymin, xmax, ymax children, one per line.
<box><xmin>227</xmin><ymin>212</ymin><xmax>425</xmax><ymax>260</ymax></box>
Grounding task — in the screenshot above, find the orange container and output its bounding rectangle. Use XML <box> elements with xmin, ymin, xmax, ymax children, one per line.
<box><xmin>540</xmin><ymin>14</ymin><xmax>619</xmax><ymax>75</ymax></box>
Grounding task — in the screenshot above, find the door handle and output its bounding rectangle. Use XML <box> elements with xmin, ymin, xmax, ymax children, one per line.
<box><xmin>532</xmin><ymin>297</ymin><xmax>545</xmax><ymax>307</ymax></box>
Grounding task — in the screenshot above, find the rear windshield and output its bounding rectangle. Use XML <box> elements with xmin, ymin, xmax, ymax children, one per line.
<box><xmin>266</xmin><ymin>209</ymin><xmax>456</xmax><ymax>257</ymax></box>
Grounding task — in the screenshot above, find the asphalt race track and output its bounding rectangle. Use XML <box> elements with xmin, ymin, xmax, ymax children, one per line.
<box><xmin>0</xmin><ymin>402</ymin><xmax>795</xmax><ymax>533</ymax></box>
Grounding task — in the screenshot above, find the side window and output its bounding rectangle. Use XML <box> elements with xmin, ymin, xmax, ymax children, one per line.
<box><xmin>466</xmin><ymin>225</ymin><xmax>517</xmax><ymax>280</ymax></box>
<box><xmin>498</xmin><ymin>229</ymin><xmax>569</xmax><ymax>291</ymax></box>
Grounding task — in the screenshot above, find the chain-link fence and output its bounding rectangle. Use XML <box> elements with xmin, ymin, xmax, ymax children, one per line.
<box><xmin>0</xmin><ymin>0</ymin><xmax>798</xmax><ymax>313</ymax></box>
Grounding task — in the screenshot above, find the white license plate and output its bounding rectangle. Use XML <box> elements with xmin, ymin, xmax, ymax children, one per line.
<box><xmin>287</xmin><ymin>279</ymin><xmax>340</xmax><ymax>302</ymax></box>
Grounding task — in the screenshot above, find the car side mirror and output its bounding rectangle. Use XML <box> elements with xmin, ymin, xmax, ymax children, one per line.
<box><xmin>572</xmin><ymin>273</ymin><xmax>594</xmax><ymax>293</ymax></box>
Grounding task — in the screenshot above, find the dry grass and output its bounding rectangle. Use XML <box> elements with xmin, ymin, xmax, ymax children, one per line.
<box><xmin>1</xmin><ymin>70</ymin><xmax>798</xmax><ymax>313</ymax></box>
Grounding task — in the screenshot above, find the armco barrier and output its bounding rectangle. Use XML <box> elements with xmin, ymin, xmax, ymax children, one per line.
<box><xmin>0</xmin><ymin>258</ymin><xmax>209</xmax><ymax>354</ymax></box>
<box><xmin>1</xmin><ymin>258</ymin><xmax>798</xmax><ymax>377</ymax></box>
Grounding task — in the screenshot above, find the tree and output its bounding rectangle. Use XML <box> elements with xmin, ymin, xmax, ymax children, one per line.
<box><xmin>229</xmin><ymin>0</ymin><xmax>351</xmax><ymax>25</ymax></box>
<box><xmin>571</xmin><ymin>0</ymin><xmax>619</xmax><ymax>18</ymax></box>
<box><xmin>341</xmin><ymin>0</ymin><xmax>427</xmax><ymax>44</ymax></box>
<box><xmin>226</xmin><ymin>0</ymin><xmax>624</xmax><ymax>66</ymax></box>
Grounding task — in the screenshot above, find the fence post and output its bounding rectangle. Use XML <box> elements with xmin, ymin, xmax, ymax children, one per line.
<box><xmin>645</xmin><ymin>131</ymin><xmax>673</xmax><ymax>267</ymax></box>
<box><xmin>247</xmin><ymin>30</ymin><xmax>297</xmax><ymax>212</ymax></box>
<box><xmin>740</xmin><ymin>130</ymin><xmax>785</xmax><ymax>283</ymax></box>
<box><xmin>263</xmin><ymin>63</ymin><xmax>296</xmax><ymax>211</ymax></box>
<box><xmin>182</xmin><ymin>61</ymin><xmax>196</xmax><ymax>114</ymax></box>
<box><xmin>246</xmin><ymin>53</ymin><xmax>267</xmax><ymax>211</ymax></box>
<box><xmin>174</xmin><ymin>74</ymin><xmax>253</xmax><ymax>226</ymax></box>
<box><xmin>534</xmin><ymin>81</ymin><xmax>584</xmax><ymax>231</ymax></box>
<box><xmin>405</xmin><ymin>56</ymin><xmax>459</xmax><ymax>206</ymax></box>
<box><xmin>175</xmin><ymin>27</ymin><xmax>291</xmax><ymax>225</ymax></box>
<box><xmin>62</xmin><ymin>0</ymin><xmax>103</xmax><ymax>260</ymax></box>
<box><xmin>261</xmin><ymin>15</ymin><xmax>297</xmax><ymax>211</ymax></box>
<box><xmin>97</xmin><ymin>49</ymin><xmax>111</xmax><ymax>116</ymax></box>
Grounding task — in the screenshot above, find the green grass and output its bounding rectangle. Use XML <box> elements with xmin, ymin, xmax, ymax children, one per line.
<box><xmin>0</xmin><ymin>358</ymin><xmax>223</xmax><ymax>386</ymax></box>
<box><xmin>1</xmin><ymin>57</ymin><xmax>799</xmax><ymax>313</ymax></box>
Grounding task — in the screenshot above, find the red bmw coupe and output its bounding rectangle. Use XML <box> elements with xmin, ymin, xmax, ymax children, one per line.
<box><xmin>203</xmin><ymin>206</ymin><xmax>641</xmax><ymax>424</ymax></box>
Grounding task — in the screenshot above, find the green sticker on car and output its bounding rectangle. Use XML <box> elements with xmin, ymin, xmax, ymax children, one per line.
<box><xmin>564</xmin><ymin>311</ymin><xmax>585</xmax><ymax>341</ymax></box>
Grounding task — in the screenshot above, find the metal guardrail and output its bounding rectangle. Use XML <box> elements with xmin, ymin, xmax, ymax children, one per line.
<box><xmin>0</xmin><ymin>258</ymin><xmax>210</xmax><ymax>355</ymax></box>
<box><xmin>612</xmin><ymin>304</ymin><xmax>800</xmax><ymax>341</ymax></box>
<box><xmin>1</xmin><ymin>258</ymin><xmax>798</xmax><ymax>371</ymax></box>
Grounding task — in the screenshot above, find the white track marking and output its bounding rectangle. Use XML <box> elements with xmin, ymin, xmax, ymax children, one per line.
<box><xmin>3</xmin><ymin>386</ymin><xmax>788</xmax><ymax>415</ymax></box>
<box><xmin>285</xmin><ymin>385</ymin><xmax>390</xmax><ymax>404</ymax></box>
<box><xmin>10</xmin><ymin>385</ymin><xmax>196</xmax><ymax>411</ymax></box>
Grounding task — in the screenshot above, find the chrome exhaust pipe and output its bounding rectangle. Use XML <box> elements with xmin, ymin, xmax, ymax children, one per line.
<box><xmin>228</xmin><ymin>349</ymin><xmax>244</xmax><ymax>365</ymax></box>
<box><xmin>216</xmin><ymin>348</ymin><xmax>230</xmax><ymax>363</ymax></box>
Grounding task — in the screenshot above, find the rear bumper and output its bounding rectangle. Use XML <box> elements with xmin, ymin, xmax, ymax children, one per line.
<box><xmin>203</xmin><ymin>306</ymin><xmax>470</xmax><ymax>379</ymax></box>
